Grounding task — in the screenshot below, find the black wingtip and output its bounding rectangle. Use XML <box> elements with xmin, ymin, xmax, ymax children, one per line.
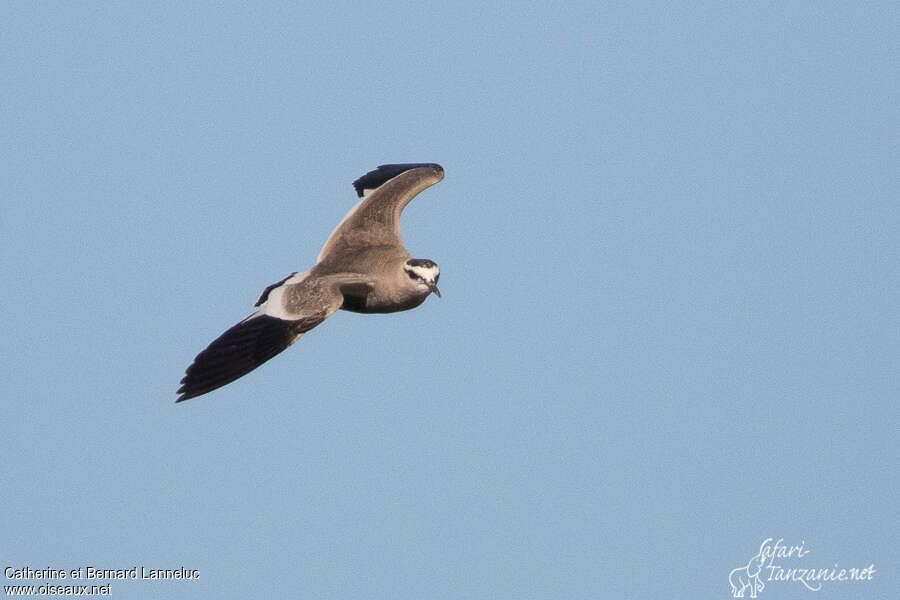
<box><xmin>352</xmin><ymin>163</ymin><xmax>443</xmax><ymax>197</ymax></box>
<box><xmin>175</xmin><ymin>384</ymin><xmax>195</xmax><ymax>403</ymax></box>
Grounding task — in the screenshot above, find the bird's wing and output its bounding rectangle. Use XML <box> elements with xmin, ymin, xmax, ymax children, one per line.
<box><xmin>317</xmin><ymin>163</ymin><xmax>444</xmax><ymax>263</ymax></box>
<box><xmin>176</xmin><ymin>271</ymin><xmax>373</xmax><ymax>402</ymax></box>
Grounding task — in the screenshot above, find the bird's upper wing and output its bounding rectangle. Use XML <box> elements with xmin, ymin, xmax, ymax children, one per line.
<box><xmin>176</xmin><ymin>271</ymin><xmax>373</xmax><ymax>402</ymax></box>
<box><xmin>316</xmin><ymin>163</ymin><xmax>444</xmax><ymax>263</ymax></box>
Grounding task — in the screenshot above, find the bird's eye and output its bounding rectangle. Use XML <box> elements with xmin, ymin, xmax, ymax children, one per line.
<box><xmin>407</xmin><ymin>270</ymin><xmax>419</xmax><ymax>281</ymax></box>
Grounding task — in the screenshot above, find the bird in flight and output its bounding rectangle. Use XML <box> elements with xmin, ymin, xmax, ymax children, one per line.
<box><xmin>176</xmin><ymin>163</ymin><xmax>444</xmax><ymax>402</ymax></box>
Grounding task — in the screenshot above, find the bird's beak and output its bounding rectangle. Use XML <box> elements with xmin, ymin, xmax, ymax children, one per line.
<box><xmin>430</xmin><ymin>282</ymin><xmax>441</xmax><ymax>298</ymax></box>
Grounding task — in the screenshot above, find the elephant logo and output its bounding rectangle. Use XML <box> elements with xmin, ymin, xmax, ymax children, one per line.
<box><xmin>729</xmin><ymin>542</ymin><xmax>768</xmax><ymax>598</ymax></box>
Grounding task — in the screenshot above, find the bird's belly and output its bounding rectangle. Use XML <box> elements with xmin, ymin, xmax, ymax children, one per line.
<box><xmin>340</xmin><ymin>289</ymin><xmax>428</xmax><ymax>314</ymax></box>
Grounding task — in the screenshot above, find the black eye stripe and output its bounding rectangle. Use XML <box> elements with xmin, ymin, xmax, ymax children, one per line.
<box><xmin>407</xmin><ymin>258</ymin><xmax>435</xmax><ymax>268</ymax></box>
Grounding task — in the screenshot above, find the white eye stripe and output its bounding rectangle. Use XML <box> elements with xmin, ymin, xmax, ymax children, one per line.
<box><xmin>405</xmin><ymin>264</ymin><xmax>439</xmax><ymax>281</ymax></box>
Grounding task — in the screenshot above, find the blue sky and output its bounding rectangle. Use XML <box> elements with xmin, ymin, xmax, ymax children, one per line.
<box><xmin>2</xmin><ymin>2</ymin><xmax>897</xmax><ymax>598</ymax></box>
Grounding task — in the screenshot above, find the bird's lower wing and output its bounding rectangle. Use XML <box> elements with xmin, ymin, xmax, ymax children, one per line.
<box><xmin>176</xmin><ymin>272</ymin><xmax>372</xmax><ymax>402</ymax></box>
<box><xmin>176</xmin><ymin>313</ymin><xmax>323</xmax><ymax>402</ymax></box>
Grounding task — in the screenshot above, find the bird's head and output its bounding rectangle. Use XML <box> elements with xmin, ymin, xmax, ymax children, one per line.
<box><xmin>404</xmin><ymin>258</ymin><xmax>441</xmax><ymax>298</ymax></box>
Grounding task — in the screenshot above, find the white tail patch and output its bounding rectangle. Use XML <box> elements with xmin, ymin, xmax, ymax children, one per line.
<box><xmin>257</xmin><ymin>270</ymin><xmax>311</xmax><ymax>319</ymax></box>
